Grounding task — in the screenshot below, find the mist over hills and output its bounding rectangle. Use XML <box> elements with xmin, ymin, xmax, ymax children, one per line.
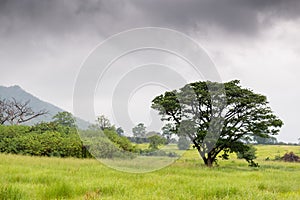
<box><xmin>0</xmin><ymin>85</ymin><xmax>89</xmax><ymax>129</ymax></box>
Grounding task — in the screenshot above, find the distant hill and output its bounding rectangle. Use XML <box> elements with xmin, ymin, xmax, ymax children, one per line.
<box><xmin>0</xmin><ymin>85</ymin><xmax>90</xmax><ymax>129</ymax></box>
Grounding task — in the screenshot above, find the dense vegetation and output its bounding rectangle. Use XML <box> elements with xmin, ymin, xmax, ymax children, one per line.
<box><xmin>0</xmin><ymin>107</ymin><xmax>140</xmax><ymax>160</ymax></box>
<box><xmin>0</xmin><ymin>113</ymin><xmax>178</xmax><ymax>160</ymax></box>
<box><xmin>0</xmin><ymin>124</ymin><xmax>85</xmax><ymax>158</ymax></box>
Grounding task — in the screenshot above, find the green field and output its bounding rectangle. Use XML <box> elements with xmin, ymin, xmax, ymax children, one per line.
<box><xmin>1</xmin><ymin>145</ymin><xmax>300</xmax><ymax>200</ymax></box>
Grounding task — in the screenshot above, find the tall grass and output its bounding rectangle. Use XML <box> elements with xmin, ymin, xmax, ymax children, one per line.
<box><xmin>0</xmin><ymin>145</ymin><xmax>300</xmax><ymax>199</ymax></box>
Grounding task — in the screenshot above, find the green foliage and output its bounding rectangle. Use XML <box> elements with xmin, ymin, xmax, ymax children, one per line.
<box><xmin>31</xmin><ymin>121</ymin><xmax>76</xmax><ymax>134</ymax></box>
<box><xmin>0</xmin><ymin>124</ymin><xmax>87</xmax><ymax>158</ymax></box>
<box><xmin>178</xmin><ymin>136</ymin><xmax>190</xmax><ymax>150</ymax></box>
<box><xmin>77</xmin><ymin>127</ymin><xmax>137</xmax><ymax>159</ymax></box>
<box><xmin>0</xmin><ymin>122</ymin><xmax>138</xmax><ymax>159</ymax></box>
<box><xmin>102</xmin><ymin>129</ymin><xmax>136</xmax><ymax>153</ymax></box>
<box><xmin>52</xmin><ymin>111</ymin><xmax>76</xmax><ymax>128</ymax></box>
<box><xmin>148</xmin><ymin>135</ymin><xmax>166</xmax><ymax>150</ymax></box>
<box><xmin>152</xmin><ymin>80</ymin><xmax>283</xmax><ymax>167</ymax></box>
<box><xmin>236</xmin><ymin>145</ymin><xmax>259</xmax><ymax>167</ymax></box>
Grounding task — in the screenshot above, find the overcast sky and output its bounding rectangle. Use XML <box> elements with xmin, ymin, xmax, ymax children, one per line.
<box><xmin>0</xmin><ymin>0</ymin><xmax>300</xmax><ymax>142</ymax></box>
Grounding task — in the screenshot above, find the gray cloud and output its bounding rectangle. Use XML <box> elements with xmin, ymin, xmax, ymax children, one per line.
<box><xmin>0</xmin><ymin>0</ymin><xmax>300</xmax><ymax>142</ymax></box>
<box><xmin>1</xmin><ymin>0</ymin><xmax>300</xmax><ymax>39</ymax></box>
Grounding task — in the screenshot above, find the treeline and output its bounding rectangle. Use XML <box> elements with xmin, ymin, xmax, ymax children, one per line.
<box><xmin>0</xmin><ymin>111</ymin><xmax>179</xmax><ymax>159</ymax></box>
<box><xmin>253</xmin><ymin>135</ymin><xmax>299</xmax><ymax>146</ymax></box>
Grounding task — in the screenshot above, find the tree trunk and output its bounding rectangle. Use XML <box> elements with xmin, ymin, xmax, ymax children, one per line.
<box><xmin>206</xmin><ymin>158</ymin><xmax>213</xmax><ymax>167</ymax></box>
<box><xmin>206</xmin><ymin>153</ymin><xmax>214</xmax><ymax>167</ymax></box>
<box><xmin>199</xmin><ymin>151</ymin><xmax>213</xmax><ymax>167</ymax></box>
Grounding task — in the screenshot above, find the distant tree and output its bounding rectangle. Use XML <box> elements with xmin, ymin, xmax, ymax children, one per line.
<box><xmin>298</xmin><ymin>137</ymin><xmax>300</xmax><ymax>145</ymax></box>
<box><xmin>96</xmin><ymin>115</ymin><xmax>111</xmax><ymax>130</ymax></box>
<box><xmin>148</xmin><ymin>135</ymin><xmax>166</xmax><ymax>150</ymax></box>
<box><xmin>253</xmin><ymin>135</ymin><xmax>278</xmax><ymax>144</ymax></box>
<box><xmin>152</xmin><ymin>80</ymin><xmax>283</xmax><ymax>167</ymax></box>
<box><xmin>178</xmin><ymin>136</ymin><xmax>190</xmax><ymax>150</ymax></box>
<box><xmin>162</xmin><ymin>124</ymin><xmax>174</xmax><ymax>144</ymax></box>
<box><xmin>146</xmin><ymin>131</ymin><xmax>160</xmax><ymax>138</ymax></box>
<box><xmin>116</xmin><ymin>127</ymin><xmax>124</xmax><ymax>136</ymax></box>
<box><xmin>52</xmin><ymin>111</ymin><xmax>76</xmax><ymax>128</ymax></box>
<box><xmin>132</xmin><ymin>123</ymin><xmax>146</xmax><ymax>138</ymax></box>
<box><xmin>0</xmin><ymin>98</ymin><xmax>47</xmax><ymax>125</ymax></box>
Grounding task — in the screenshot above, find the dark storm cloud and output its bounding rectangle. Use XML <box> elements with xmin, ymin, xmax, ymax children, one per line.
<box><xmin>1</xmin><ymin>0</ymin><xmax>300</xmax><ymax>142</ymax></box>
<box><xmin>1</xmin><ymin>0</ymin><xmax>300</xmax><ymax>38</ymax></box>
<box><xmin>132</xmin><ymin>0</ymin><xmax>300</xmax><ymax>35</ymax></box>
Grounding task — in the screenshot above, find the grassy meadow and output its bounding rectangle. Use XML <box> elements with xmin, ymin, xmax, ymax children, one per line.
<box><xmin>1</xmin><ymin>145</ymin><xmax>300</xmax><ymax>200</ymax></box>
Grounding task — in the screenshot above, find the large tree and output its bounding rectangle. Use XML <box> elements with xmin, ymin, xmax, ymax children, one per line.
<box><xmin>0</xmin><ymin>98</ymin><xmax>47</xmax><ymax>125</ymax></box>
<box><xmin>152</xmin><ymin>80</ymin><xmax>283</xmax><ymax>167</ymax></box>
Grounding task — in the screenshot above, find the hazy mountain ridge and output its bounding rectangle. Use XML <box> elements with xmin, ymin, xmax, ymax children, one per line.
<box><xmin>0</xmin><ymin>85</ymin><xmax>89</xmax><ymax>129</ymax></box>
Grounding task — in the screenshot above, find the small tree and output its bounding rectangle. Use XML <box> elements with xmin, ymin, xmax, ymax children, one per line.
<box><xmin>96</xmin><ymin>115</ymin><xmax>111</xmax><ymax>130</ymax></box>
<box><xmin>52</xmin><ymin>111</ymin><xmax>76</xmax><ymax>128</ymax></box>
<box><xmin>148</xmin><ymin>135</ymin><xmax>166</xmax><ymax>150</ymax></box>
<box><xmin>132</xmin><ymin>123</ymin><xmax>146</xmax><ymax>138</ymax></box>
<box><xmin>236</xmin><ymin>145</ymin><xmax>258</xmax><ymax>167</ymax></box>
<box><xmin>116</xmin><ymin>127</ymin><xmax>124</xmax><ymax>136</ymax></box>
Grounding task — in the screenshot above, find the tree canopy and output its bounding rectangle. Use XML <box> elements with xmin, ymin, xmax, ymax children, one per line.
<box><xmin>52</xmin><ymin>111</ymin><xmax>76</xmax><ymax>128</ymax></box>
<box><xmin>132</xmin><ymin>123</ymin><xmax>146</xmax><ymax>138</ymax></box>
<box><xmin>95</xmin><ymin>115</ymin><xmax>112</xmax><ymax>130</ymax></box>
<box><xmin>152</xmin><ymin>80</ymin><xmax>283</xmax><ymax>167</ymax></box>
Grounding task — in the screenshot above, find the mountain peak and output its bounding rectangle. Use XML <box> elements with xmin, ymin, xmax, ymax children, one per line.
<box><xmin>0</xmin><ymin>85</ymin><xmax>90</xmax><ymax>129</ymax></box>
<box><xmin>0</xmin><ymin>85</ymin><xmax>23</xmax><ymax>90</ymax></box>
<box><xmin>8</xmin><ymin>85</ymin><xmax>23</xmax><ymax>90</ymax></box>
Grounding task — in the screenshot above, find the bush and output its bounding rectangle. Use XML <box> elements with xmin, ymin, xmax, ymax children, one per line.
<box><xmin>282</xmin><ymin>152</ymin><xmax>300</xmax><ymax>162</ymax></box>
<box><xmin>236</xmin><ymin>145</ymin><xmax>259</xmax><ymax>167</ymax></box>
<box><xmin>80</xmin><ymin>129</ymin><xmax>137</xmax><ymax>159</ymax></box>
<box><xmin>0</xmin><ymin>124</ymin><xmax>138</xmax><ymax>159</ymax></box>
<box><xmin>0</xmin><ymin>125</ymin><xmax>86</xmax><ymax>158</ymax></box>
<box><xmin>148</xmin><ymin>135</ymin><xmax>166</xmax><ymax>150</ymax></box>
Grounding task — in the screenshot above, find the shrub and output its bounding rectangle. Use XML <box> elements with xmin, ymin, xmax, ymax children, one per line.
<box><xmin>236</xmin><ymin>145</ymin><xmax>259</xmax><ymax>167</ymax></box>
<box><xmin>0</xmin><ymin>125</ymin><xmax>137</xmax><ymax>159</ymax></box>
<box><xmin>282</xmin><ymin>152</ymin><xmax>300</xmax><ymax>162</ymax></box>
